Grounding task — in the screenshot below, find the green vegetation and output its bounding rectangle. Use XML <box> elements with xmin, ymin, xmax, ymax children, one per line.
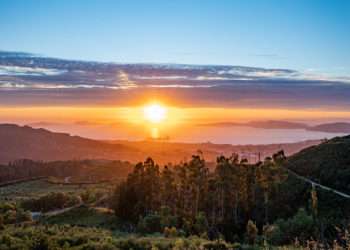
<box><xmin>285</xmin><ymin>135</ymin><xmax>350</xmax><ymax>193</ymax></box>
<box><xmin>0</xmin><ymin>202</ymin><xmax>32</xmax><ymax>226</ymax></box>
<box><xmin>0</xmin><ymin>159</ymin><xmax>133</xmax><ymax>184</ymax></box>
<box><xmin>1</xmin><ymin>136</ymin><xmax>350</xmax><ymax>249</ymax></box>
<box><xmin>265</xmin><ymin>208</ymin><xmax>316</xmax><ymax>245</ymax></box>
<box><xmin>0</xmin><ymin>225</ymin><xmax>240</xmax><ymax>250</ymax></box>
<box><xmin>44</xmin><ymin>206</ymin><xmax>120</xmax><ymax>230</ymax></box>
<box><xmin>21</xmin><ymin>192</ymin><xmax>82</xmax><ymax>212</ymax></box>
<box><xmin>0</xmin><ymin>179</ymin><xmax>115</xmax><ymax>201</ymax></box>
<box><xmin>111</xmin><ymin>153</ymin><xmax>287</xmax><ymax>241</ymax></box>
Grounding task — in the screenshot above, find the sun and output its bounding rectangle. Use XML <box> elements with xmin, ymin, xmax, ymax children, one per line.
<box><xmin>143</xmin><ymin>103</ymin><xmax>167</xmax><ymax>123</ymax></box>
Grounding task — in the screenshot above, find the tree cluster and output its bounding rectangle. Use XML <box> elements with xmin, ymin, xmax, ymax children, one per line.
<box><xmin>111</xmin><ymin>151</ymin><xmax>287</xmax><ymax>240</ymax></box>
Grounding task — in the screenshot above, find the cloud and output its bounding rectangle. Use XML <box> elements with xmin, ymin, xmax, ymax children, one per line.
<box><xmin>0</xmin><ymin>51</ymin><xmax>350</xmax><ymax>110</ymax></box>
<box><xmin>146</xmin><ymin>84</ymin><xmax>216</xmax><ymax>88</ymax></box>
<box><xmin>133</xmin><ymin>75</ymin><xmax>188</xmax><ymax>80</ymax></box>
<box><xmin>0</xmin><ymin>65</ymin><xmax>66</xmax><ymax>76</ymax></box>
<box><xmin>115</xmin><ymin>70</ymin><xmax>138</xmax><ymax>89</ymax></box>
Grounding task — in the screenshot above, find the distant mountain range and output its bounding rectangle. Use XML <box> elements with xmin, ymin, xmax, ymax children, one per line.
<box><xmin>200</xmin><ymin>120</ymin><xmax>350</xmax><ymax>134</ymax></box>
<box><xmin>0</xmin><ymin>124</ymin><xmax>321</xmax><ymax>164</ymax></box>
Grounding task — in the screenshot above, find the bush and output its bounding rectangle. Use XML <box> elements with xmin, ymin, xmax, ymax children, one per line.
<box><xmin>160</xmin><ymin>206</ymin><xmax>177</xmax><ymax>229</ymax></box>
<box><xmin>202</xmin><ymin>242</ymin><xmax>228</xmax><ymax>250</ymax></box>
<box><xmin>246</xmin><ymin>220</ymin><xmax>258</xmax><ymax>245</ymax></box>
<box><xmin>267</xmin><ymin>208</ymin><xmax>316</xmax><ymax>245</ymax></box>
<box><xmin>16</xmin><ymin>209</ymin><xmax>32</xmax><ymax>223</ymax></box>
<box><xmin>81</xmin><ymin>242</ymin><xmax>117</xmax><ymax>250</ymax></box>
<box><xmin>31</xmin><ymin>234</ymin><xmax>50</xmax><ymax>250</ymax></box>
<box><xmin>194</xmin><ymin>212</ymin><xmax>209</xmax><ymax>235</ymax></box>
<box><xmin>0</xmin><ymin>203</ymin><xmax>32</xmax><ymax>226</ymax></box>
<box><xmin>138</xmin><ymin>214</ymin><xmax>162</xmax><ymax>233</ymax></box>
<box><xmin>21</xmin><ymin>192</ymin><xmax>81</xmax><ymax>212</ymax></box>
<box><xmin>163</xmin><ymin>226</ymin><xmax>177</xmax><ymax>237</ymax></box>
<box><xmin>0</xmin><ymin>215</ymin><xmax>4</xmax><ymax>230</ymax></box>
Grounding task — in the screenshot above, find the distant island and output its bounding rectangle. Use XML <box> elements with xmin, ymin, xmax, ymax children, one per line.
<box><xmin>200</xmin><ymin>120</ymin><xmax>350</xmax><ymax>133</ymax></box>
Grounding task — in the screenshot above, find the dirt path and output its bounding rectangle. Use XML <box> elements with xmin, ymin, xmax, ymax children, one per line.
<box><xmin>42</xmin><ymin>193</ymin><xmax>109</xmax><ymax>218</ymax></box>
<box><xmin>43</xmin><ymin>202</ymin><xmax>83</xmax><ymax>217</ymax></box>
<box><xmin>283</xmin><ymin>167</ymin><xmax>350</xmax><ymax>199</ymax></box>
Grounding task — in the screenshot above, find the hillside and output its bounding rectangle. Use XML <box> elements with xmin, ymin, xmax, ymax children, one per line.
<box><xmin>0</xmin><ymin>124</ymin><xmax>321</xmax><ymax>164</ymax></box>
<box><xmin>284</xmin><ymin>135</ymin><xmax>350</xmax><ymax>194</ymax></box>
<box><xmin>0</xmin><ymin>124</ymin><xmax>136</xmax><ymax>163</ymax></box>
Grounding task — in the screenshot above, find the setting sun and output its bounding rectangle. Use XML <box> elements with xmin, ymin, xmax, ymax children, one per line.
<box><xmin>143</xmin><ymin>103</ymin><xmax>167</xmax><ymax>123</ymax></box>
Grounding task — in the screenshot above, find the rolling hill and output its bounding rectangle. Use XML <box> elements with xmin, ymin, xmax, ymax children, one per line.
<box><xmin>285</xmin><ymin>135</ymin><xmax>350</xmax><ymax>193</ymax></box>
<box><xmin>0</xmin><ymin>124</ymin><xmax>321</xmax><ymax>164</ymax></box>
<box><xmin>0</xmin><ymin>124</ymin><xmax>136</xmax><ymax>164</ymax></box>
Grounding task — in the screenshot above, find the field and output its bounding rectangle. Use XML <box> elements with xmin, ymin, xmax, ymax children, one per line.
<box><xmin>0</xmin><ymin>179</ymin><xmax>242</xmax><ymax>250</ymax></box>
<box><xmin>0</xmin><ymin>178</ymin><xmax>115</xmax><ymax>201</ymax></box>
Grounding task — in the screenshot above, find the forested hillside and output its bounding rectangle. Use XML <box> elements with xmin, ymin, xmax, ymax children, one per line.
<box><xmin>285</xmin><ymin>135</ymin><xmax>350</xmax><ymax>193</ymax></box>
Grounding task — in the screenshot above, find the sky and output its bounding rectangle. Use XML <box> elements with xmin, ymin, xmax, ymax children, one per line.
<box><xmin>1</xmin><ymin>0</ymin><xmax>350</xmax><ymax>143</ymax></box>
<box><xmin>0</xmin><ymin>0</ymin><xmax>349</xmax><ymax>75</ymax></box>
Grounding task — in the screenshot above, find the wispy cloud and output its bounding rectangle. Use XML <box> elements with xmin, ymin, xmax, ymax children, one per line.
<box><xmin>133</xmin><ymin>75</ymin><xmax>188</xmax><ymax>80</ymax></box>
<box><xmin>1</xmin><ymin>51</ymin><xmax>350</xmax><ymax>109</ymax></box>
<box><xmin>115</xmin><ymin>70</ymin><xmax>138</xmax><ymax>89</ymax></box>
<box><xmin>0</xmin><ymin>65</ymin><xmax>66</xmax><ymax>76</ymax></box>
<box><xmin>146</xmin><ymin>84</ymin><xmax>216</xmax><ymax>88</ymax></box>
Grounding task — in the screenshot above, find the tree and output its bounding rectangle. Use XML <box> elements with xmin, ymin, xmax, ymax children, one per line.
<box><xmin>161</xmin><ymin>166</ymin><xmax>177</xmax><ymax>211</ymax></box>
<box><xmin>257</xmin><ymin>151</ymin><xmax>286</xmax><ymax>224</ymax></box>
<box><xmin>187</xmin><ymin>155</ymin><xmax>209</xmax><ymax>218</ymax></box>
<box><xmin>310</xmin><ymin>184</ymin><xmax>318</xmax><ymax>220</ymax></box>
<box><xmin>215</xmin><ymin>154</ymin><xmax>241</xmax><ymax>224</ymax></box>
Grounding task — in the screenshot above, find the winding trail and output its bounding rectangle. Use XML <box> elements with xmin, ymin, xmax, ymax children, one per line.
<box><xmin>42</xmin><ymin>193</ymin><xmax>109</xmax><ymax>218</ymax></box>
<box><xmin>43</xmin><ymin>202</ymin><xmax>83</xmax><ymax>217</ymax></box>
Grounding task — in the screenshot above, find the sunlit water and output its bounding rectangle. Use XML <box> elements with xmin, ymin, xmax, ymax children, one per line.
<box><xmin>33</xmin><ymin>124</ymin><xmax>346</xmax><ymax>145</ymax></box>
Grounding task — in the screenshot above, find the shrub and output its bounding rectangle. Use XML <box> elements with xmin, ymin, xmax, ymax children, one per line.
<box><xmin>160</xmin><ymin>206</ymin><xmax>177</xmax><ymax>229</ymax></box>
<box><xmin>22</xmin><ymin>192</ymin><xmax>78</xmax><ymax>212</ymax></box>
<box><xmin>81</xmin><ymin>242</ymin><xmax>117</xmax><ymax>250</ymax></box>
<box><xmin>246</xmin><ymin>220</ymin><xmax>258</xmax><ymax>245</ymax></box>
<box><xmin>16</xmin><ymin>209</ymin><xmax>32</xmax><ymax>223</ymax></box>
<box><xmin>0</xmin><ymin>202</ymin><xmax>31</xmax><ymax>225</ymax></box>
<box><xmin>138</xmin><ymin>214</ymin><xmax>162</xmax><ymax>233</ymax></box>
<box><xmin>194</xmin><ymin>212</ymin><xmax>209</xmax><ymax>235</ymax></box>
<box><xmin>164</xmin><ymin>227</ymin><xmax>178</xmax><ymax>238</ymax></box>
<box><xmin>267</xmin><ymin>208</ymin><xmax>315</xmax><ymax>245</ymax></box>
<box><xmin>202</xmin><ymin>242</ymin><xmax>228</xmax><ymax>250</ymax></box>
<box><xmin>0</xmin><ymin>215</ymin><xmax>4</xmax><ymax>230</ymax></box>
<box><xmin>31</xmin><ymin>234</ymin><xmax>50</xmax><ymax>250</ymax></box>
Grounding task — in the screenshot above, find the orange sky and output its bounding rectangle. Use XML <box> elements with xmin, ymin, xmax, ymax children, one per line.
<box><xmin>2</xmin><ymin>104</ymin><xmax>350</xmax><ymax>143</ymax></box>
<box><xmin>2</xmin><ymin>105</ymin><xmax>350</xmax><ymax>125</ymax></box>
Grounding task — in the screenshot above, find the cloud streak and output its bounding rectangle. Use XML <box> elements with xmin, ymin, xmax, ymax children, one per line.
<box><xmin>0</xmin><ymin>51</ymin><xmax>350</xmax><ymax>110</ymax></box>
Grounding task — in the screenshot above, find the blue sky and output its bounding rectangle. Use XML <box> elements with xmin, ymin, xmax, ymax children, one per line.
<box><xmin>0</xmin><ymin>0</ymin><xmax>349</xmax><ymax>75</ymax></box>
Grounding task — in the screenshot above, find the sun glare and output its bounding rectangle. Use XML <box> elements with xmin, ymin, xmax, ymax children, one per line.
<box><xmin>143</xmin><ymin>103</ymin><xmax>167</xmax><ymax>123</ymax></box>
